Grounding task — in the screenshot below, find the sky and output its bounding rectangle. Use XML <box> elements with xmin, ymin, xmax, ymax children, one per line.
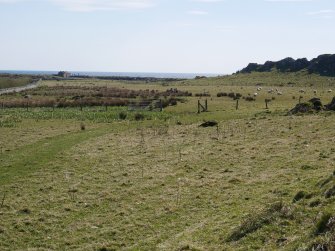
<box><xmin>0</xmin><ymin>0</ymin><xmax>334</xmax><ymax>74</ymax></box>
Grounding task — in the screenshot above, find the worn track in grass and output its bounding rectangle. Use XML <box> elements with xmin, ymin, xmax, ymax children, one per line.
<box><xmin>0</xmin><ymin>125</ymin><xmax>115</xmax><ymax>186</ymax></box>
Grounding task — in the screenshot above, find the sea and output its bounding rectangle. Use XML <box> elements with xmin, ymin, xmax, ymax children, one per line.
<box><xmin>0</xmin><ymin>70</ymin><xmax>220</xmax><ymax>79</ymax></box>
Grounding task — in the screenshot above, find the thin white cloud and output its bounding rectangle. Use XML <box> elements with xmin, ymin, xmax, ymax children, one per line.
<box><xmin>188</xmin><ymin>10</ymin><xmax>208</xmax><ymax>15</ymax></box>
<box><xmin>306</xmin><ymin>9</ymin><xmax>334</xmax><ymax>19</ymax></box>
<box><xmin>189</xmin><ymin>0</ymin><xmax>224</xmax><ymax>2</ymax></box>
<box><xmin>0</xmin><ymin>0</ymin><xmax>28</xmax><ymax>2</ymax></box>
<box><xmin>265</xmin><ymin>0</ymin><xmax>313</xmax><ymax>2</ymax></box>
<box><xmin>0</xmin><ymin>0</ymin><xmax>156</xmax><ymax>11</ymax></box>
<box><xmin>216</xmin><ymin>25</ymin><xmax>234</xmax><ymax>32</ymax></box>
<box><xmin>307</xmin><ymin>9</ymin><xmax>335</xmax><ymax>15</ymax></box>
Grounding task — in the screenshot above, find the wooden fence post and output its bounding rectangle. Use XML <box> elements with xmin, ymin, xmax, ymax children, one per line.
<box><xmin>265</xmin><ymin>99</ymin><xmax>270</xmax><ymax>109</ymax></box>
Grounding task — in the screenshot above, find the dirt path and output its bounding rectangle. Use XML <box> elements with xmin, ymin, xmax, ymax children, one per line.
<box><xmin>0</xmin><ymin>125</ymin><xmax>112</xmax><ymax>186</ymax></box>
<box><xmin>0</xmin><ymin>79</ymin><xmax>41</xmax><ymax>95</ymax></box>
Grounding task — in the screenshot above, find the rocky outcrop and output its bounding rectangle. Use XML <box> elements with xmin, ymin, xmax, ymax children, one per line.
<box><xmin>289</xmin><ymin>97</ymin><xmax>335</xmax><ymax>114</ymax></box>
<box><xmin>288</xmin><ymin>98</ymin><xmax>323</xmax><ymax>114</ymax></box>
<box><xmin>325</xmin><ymin>97</ymin><xmax>335</xmax><ymax>111</ymax></box>
<box><xmin>238</xmin><ymin>54</ymin><xmax>335</xmax><ymax>77</ymax></box>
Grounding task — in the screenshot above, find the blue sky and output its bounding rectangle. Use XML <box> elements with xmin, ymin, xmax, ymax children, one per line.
<box><xmin>0</xmin><ymin>0</ymin><xmax>334</xmax><ymax>74</ymax></box>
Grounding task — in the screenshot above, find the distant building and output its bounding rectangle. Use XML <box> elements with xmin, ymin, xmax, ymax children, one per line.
<box><xmin>58</xmin><ymin>71</ymin><xmax>71</xmax><ymax>78</ymax></box>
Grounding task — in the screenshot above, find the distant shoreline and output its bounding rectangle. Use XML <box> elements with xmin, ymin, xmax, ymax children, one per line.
<box><xmin>0</xmin><ymin>70</ymin><xmax>220</xmax><ymax>79</ymax></box>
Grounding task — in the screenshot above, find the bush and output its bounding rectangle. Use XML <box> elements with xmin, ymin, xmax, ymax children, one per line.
<box><xmin>170</xmin><ymin>99</ymin><xmax>177</xmax><ymax>106</ymax></box>
<box><xmin>217</xmin><ymin>92</ymin><xmax>227</xmax><ymax>97</ymax></box>
<box><xmin>245</xmin><ymin>97</ymin><xmax>255</xmax><ymax>101</ymax></box>
<box><xmin>228</xmin><ymin>92</ymin><xmax>235</xmax><ymax>99</ymax></box>
<box><xmin>195</xmin><ymin>93</ymin><xmax>210</xmax><ymax>97</ymax></box>
<box><xmin>119</xmin><ymin>112</ymin><xmax>127</xmax><ymax>120</ymax></box>
<box><xmin>236</xmin><ymin>93</ymin><xmax>242</xmax><ymax>99</ymax></box>
<box><xmin>134</xmin><ymin>113</ymin><xmax>145</xmax><ymax>121</ymax></box>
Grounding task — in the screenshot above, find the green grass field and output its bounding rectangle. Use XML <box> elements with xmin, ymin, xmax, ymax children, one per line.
<box><xmin>0</xmin><ymin>72</ymin><xmax>334</xmax><ymax>250</ymax></box>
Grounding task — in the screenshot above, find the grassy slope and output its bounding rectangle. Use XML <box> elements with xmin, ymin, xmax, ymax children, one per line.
<box><xmin>0</xmin><ymin>72</ymin><xmax>334</xmax><ymax>250</ymax></box>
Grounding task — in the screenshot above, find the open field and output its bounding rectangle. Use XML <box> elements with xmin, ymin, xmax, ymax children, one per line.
<box><xmin>0</xmin><ymin>72</ymin><xmax>335</xmax><ymax>250</ymax></box>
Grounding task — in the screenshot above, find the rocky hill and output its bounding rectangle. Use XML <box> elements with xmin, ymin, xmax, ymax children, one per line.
<box><xmin>238</xmin><ymin>54</ymin><xmax>335</xmax><ymax>77</ymax></box>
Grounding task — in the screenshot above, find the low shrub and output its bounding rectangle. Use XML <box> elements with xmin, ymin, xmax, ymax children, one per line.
<box><xmin>217</xmin><ymin>92</ymin><xmax>228</xmax><ymax>97</ymax></box>
<box><xmin>119</xmin><ymin>112</ymin><xmax>127</xmax><ymax>120</ymax></box>
<box><xmin>228</xmin><ymin>92</ymin><xmax>235</xmax><ymax>99</ymax></box>
<box><xmin>245</xmin><ymin>97</ymin><xmax>255</xmax><ymax>101</ymax></box>
<box><xmin>134</xmin><ymin>113</ymin><xmax>145</xmax><ymax>121</ymax></box>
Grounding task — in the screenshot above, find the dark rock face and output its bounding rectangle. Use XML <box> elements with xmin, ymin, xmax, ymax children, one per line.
<box><xmin>309</xmin><ymin>98</ymin><xmax>323</xmax><ymax>111</ymax></box>
<box><xmin>238</xmin><ymin>54</ymin><xmax>335</xmax><ymax>76</ymax></box>
<box><xmin>289</xmin><ymin>97</ymin><xmax>335</xmax><ymax>114</ymax></box>
<box><xmin>288</xmin><ymin>98</ymin><xmax>323</xmax><ymax>114</ymax></box>
<box><xmin>199</xmin><ymin>120</ymin><xmax>218</xmax><ymax>127</ymax></box>
<box><xmin>242</xmin><ymin>63</ymin><xmax>260</xmax><ymax>73</ymax></box>
<box><xmin>289</xmin><ymin>103</ymin><xmax>314</xmax><ymax>114</ymax></box>
<box><xmin>325</xmin><ymin>97</ymin><xmax>335</xmax><ymax>111</ymax></box>
<box><xmin>308</xmin><ymin>54</ymin><xmax>335</xmax><ymax>76</ymax></box>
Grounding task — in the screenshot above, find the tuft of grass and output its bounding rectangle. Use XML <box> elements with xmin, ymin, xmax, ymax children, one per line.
<box><xmin>18</xmin><ymin>208</ymin><xmax>31</xmax><ymax>214</ymax></box>
<box><xmin>293</xmin><ymin>191</ymin><xmax>306</xmax><ymax>203</ymax></box>
<box><xmin>318</xmin><ymin>175</ymin><xmax>334</xmax><ymax>188</ymax></box>
<box><xmin>309</xmin><ymin>199</ymin><xmax>321</xmax><ymax>208</ymax></box>
<box><xmin>118</xmin><ymin>111</ymin><xmax>127</xmax><ymax>120</ymax></box>
<box><xmin>178</xmin><ymin>245</ymin><xmax>201</xmax><ymax>251</ymax></box>
<box><xmin>227</xmin><ymin>202</ymin><xmax>284</xmax><ymax>242</ymax></box>
<box><xmin>314</xmin><ymin>212</ymin><xmax>333</xmax><ymax>235</ymax></box>
<box><xmin>324</xmin><ymin>185</ymin><xmax>335</xmax><ymax>199</ymax></box>
<box><xmin>301</xmin><ymin>164</ymin><xmax>315</xmax><ymax>170</ymax></box>
<box><xmin>98</xmin><ymin>247</ymin><xmax>116</xmax><ymax>251</ymax></box>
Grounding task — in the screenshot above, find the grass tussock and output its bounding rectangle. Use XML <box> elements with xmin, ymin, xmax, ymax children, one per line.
<box><xmin>293</xmin><ymin>190</ymin><xmax>306</xmax><ymax>203</ymax></box>
<box><xmin>314</xmin><ymin>212</ymin><xmax>334</xmax><ymax>235</ymax></box>
<box><xmin>227</xmin><ymin>202</ymin><xmax>286</xmax><ymax>242</ymax></box>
